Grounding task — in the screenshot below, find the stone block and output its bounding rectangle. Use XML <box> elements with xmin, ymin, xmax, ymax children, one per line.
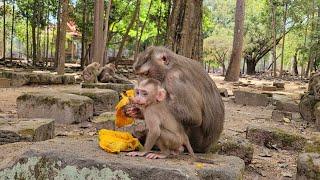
<box><xmin>210</xmin><ymin>135</ymin><xmax>254</xmax><ymax>165</ymax></box>
<box><xmin>314</xmin><ymin>103</ymin><xmax>320</xmax><ymax>131</ymax></box>
<box><xmin>92</xmin><ymin>112</ymin><xmax>115</xmax><ymax>130</ymax></box>
<box><xmin>0</xmin><ymin>71</ymin><xmax>29</xmax><ymax>86</ymax></box>
<box><xmin>296</xmin><ymin>153</ymin><xmax>320</xmax><ymax>180</ymax></box>
<box><xmin>271</xmin><ymin>110</ymin><xmax>293</xmax><ymax>121</ymax></box>
<box><xmin>273</xmin><ymin>94</ymin><xmax>300</xmax><ymax>112</ymax></box>
<box><xmin>17</xmin><ymin>92</ymin><xmax>93</xmax><ymax>124</ymax></box>
<box><xmin>299</xmin><ymin>94</ymin><xmax>317</xmax><ymax>122</ymax></box>
<box><xmin>0</xmin><ymin>137</ymin><xmax>245</xmax><ymax>179</ymax></box>
<box><xmin>82</xmin><ymin>83</ymin><xmax>134</xmax><ymax>93</ymax></box>
<box><xmin>246</xmin><ymin>125</ymin><xmax>306</xmax><ymax>151</ymax></box>
<box><xmin>233</xmin><ymin>90</ymin><xmax>270</xmax><ymax>106</ymax></box>
<box><xmin>0</xmin><ymin>118</ymin><xmax>54</xmax><ymax>145</ymax></box>
<box><xmin>63</xmin><ymin>89</ymin><xmax>119</xmax><ymax>115</ymax></box>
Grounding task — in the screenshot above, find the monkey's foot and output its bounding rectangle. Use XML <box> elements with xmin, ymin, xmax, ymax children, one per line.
<box><xmin>126</xmin><ymin>151</ymin><xmax>147</xmax><ymax>157</ymax></box>
<box><xmin>145</xmin><ymin>153</ymin><xmax>168</xmax><ymax>159</ymax></box>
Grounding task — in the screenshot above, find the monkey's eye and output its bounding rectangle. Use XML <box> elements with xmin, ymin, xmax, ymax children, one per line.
<box><xmin>142</xmin><ymin>71</ymin><xmax>149</xmax><ymax>76</ymax></box>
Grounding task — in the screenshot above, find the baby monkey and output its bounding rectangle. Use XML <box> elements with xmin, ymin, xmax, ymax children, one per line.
<box><xmin>126</xmin><ymin>78</ymin><xmax>195</xmax><ymax>159</ymax></box>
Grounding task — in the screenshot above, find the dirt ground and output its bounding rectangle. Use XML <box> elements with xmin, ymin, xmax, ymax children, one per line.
<box><xmin>0</xmin><ymin>74</ymin><xmax>317</xmax><ymax>179</ymax></box>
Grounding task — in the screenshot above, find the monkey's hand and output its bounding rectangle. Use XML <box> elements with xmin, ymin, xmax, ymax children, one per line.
<box><xmin>145</xmin><ymin>153</ymin><xmax>168</xmax><ymax>159</ymax></box>
<box><xmin>122</xmin><ymin>104</ymin><xmax>144</xmax><ymax>119</ymax></box>
<box><xmin>126</xmin><ymin>151</ymin><xmax>148</xmax><ymax>157</ymax></box>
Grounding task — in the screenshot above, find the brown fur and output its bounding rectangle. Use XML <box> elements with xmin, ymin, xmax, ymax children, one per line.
<box><xmin>83</xmin><ymin>62</ymin><xmax>101</xmax><ymax>83</ymax></box>
<box><xmin>132</xmin><ymin>46</ymin><xmax>225</xmax><ymax>153</ymax></box>
<box><xmin>98</xmin><ymin>63</ymin><xmax>131</xmax><ymax>84</ymax></box>
<box><xmin>132</xmin><ymin>79</ymin><xmax>194</xmax><ymax>157</ymax></box>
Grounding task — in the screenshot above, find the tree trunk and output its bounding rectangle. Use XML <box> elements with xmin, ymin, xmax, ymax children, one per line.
<box><xmin>3</xmin><ymin>0</ymin><xmax>6</xmax><ymax>60</ymax></box>
<box><xmin>10</xmin><ymin>2</ymin><xmax>14</xmax><ymax>64</ymax></box>
<box><xmin>116</xmin><ymin>0</ymin><xmax>141</xmax><ymax>62</ymax></box>
<box><xmin>270</xmin><ymin>0</ymin><xmax>277</xmax><ymax>77</ymax></box>
<box><xmin>134</xmin><ymin>0</ymin><xmax>153</xmax><ymax>60</ymax></box>
<box><xmin>80</xmin><ymin>0</ymin><xmax>87</xmax><ymax>69</ymax></box>
<box><xmin>55</xmin><ymin>0</ymin><xmax>61</xmax><ymax>68</ymax></box>
<box><xmin>102</xmin><ymin>0</ymin><xmax>112</xmax><ymax>66</ymax></box>
<box><xmin>36</xmin><ymin>27</ymin><xmax>41</xmax><ymax>63</ymax></box>
<box><xmin>26</xmin><ymin>15</ymin><xmax>29</xmax><ymax>61</ymax></box>
<box><xmin>166</xmin><ymin>0</ymin><xmax>203</xmax><ymax>62</ymax></box>
<box><xmin>225</xmin><ymin>0</ymin><xmax>245</xmax><ymax>81</ymax></box>
<box><xmin>291</xmin><ymin>51</ymin><xmax>298</xmax><ymax>76</ymax></box>
<box><xmin>91</xmin><ymin>0</ymin><xmax>104</xmax><ymax>65</ymax></box>
<box><xmin>280</xmin><ymin>3</ymin><xmax>288</xmax><ymax>77</ymax></box>
<box><xmin>45</xmin><ymin>4</ymin><xmax>50</xmax><ymax>67</ymax></box>
<box><xmin>246</xmin><ymin>59</ymin><xmax>256</xmax><ymax>75</ymax></box>
<box><xmin>56</xmin><ymin>0</ymin><xmax>68</xmax><ymax>75</ymax></box>
<box><xmin>32</xmin><ymin>24</ymin><xmax>37</xmax><ymax>66</ymax></box>
<box><xmin>306</xmin><ymin>0</ymin><xmax>317</xmax><ymax>77</ymax></box>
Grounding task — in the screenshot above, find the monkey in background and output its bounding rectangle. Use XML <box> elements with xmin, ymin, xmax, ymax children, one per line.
<box><xmin>126</xmin><ymin>78</ymin><xmax>195</xmax><ymax>159</ymax></box>
<box><xmin>82</xmin><ymin>62</ymin><xmax>101</xmax><ymax>83</ymax></box>
<box><xmin>99</xmin><ymin>63</ymin><xmax>131</xmax><ymax>84</ymax></box>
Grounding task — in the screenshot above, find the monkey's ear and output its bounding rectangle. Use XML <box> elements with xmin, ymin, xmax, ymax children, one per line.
<box><xmin>156</xmin><ymin>88</ymin><xmax>166</xmax><ymax>102</ymax></box>
<box><xmin>155</xmin><ymin>52</ymin><xmax>169</xmax><ymax>65</ymax></box>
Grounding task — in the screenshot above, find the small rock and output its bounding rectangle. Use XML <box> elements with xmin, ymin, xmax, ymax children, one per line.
<box><xmin>218</xmin><ymin>88</ymin><xmax>228</xmax><ymax>97</ymax></box>
<box><xmin>282</xmin><ymin>172</ymin><xmax>293</xmax><ymax>178</ymax></box>
<box><xmin>283</xmin><ymin>117</ymin><xmax>291</xmax><ymax>123</ymax></box>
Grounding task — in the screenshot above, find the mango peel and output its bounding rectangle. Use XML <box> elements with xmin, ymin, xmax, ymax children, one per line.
<box><xmin>115</xmin><ymin>89</ymin><xmax>135</xmax><ymax>128</ymax></box>
<box><xmin>98</xmin><ymin>129</ymin><xmax>143</xmax><ymax>153</ymax></box>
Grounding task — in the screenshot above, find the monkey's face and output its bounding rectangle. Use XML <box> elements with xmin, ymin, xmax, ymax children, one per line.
<box><xmin>133</xmin><ymin>85</ymin><xmax>157</xmax><ymax>107</ymax></box>
<box><xmin>133</xmin><ymin>47</ymin><xmax>169</xmax><ymax>82</ymax></box>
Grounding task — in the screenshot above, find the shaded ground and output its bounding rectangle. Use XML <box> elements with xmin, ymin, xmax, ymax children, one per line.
<box><xmin>0</xmin><ymin>74</ymin><xmax>316</xmax><ymax>179</ymax></box>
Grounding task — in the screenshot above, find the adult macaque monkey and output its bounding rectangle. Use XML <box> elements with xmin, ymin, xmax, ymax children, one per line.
<box><xmin>126</xmin><ymin>78</ymin><xmax>194</xmax><ymax>159</ymax></box>
<box><xmin>82</xmin><ymin>62</ymin><xmax>101</xmax><ymax>83</ymax></box>
<box><xmin>124</xmin><ymin>46</ymin><xmax>225</xmax><ymax>153</ymax></box>
<box><xmin>98</xmin><ymin>63</ymin><xmax>131</xmax><ymax>84</ymax></box>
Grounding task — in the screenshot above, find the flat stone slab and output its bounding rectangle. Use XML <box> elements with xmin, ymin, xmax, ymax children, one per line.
<box><xmin>233</xmin><ymin>90</ymin><xmax>271</xmax><ymax>106</ymax></box>
<box><xmin>82</xmin><ymin>83</ymin><xmax>134</xmax><ymax>93</ymax></box>
<box><xmin>17</xmin><ymin>92</ymin><xmax>93</xmax><ymax>124</ymax></box>
<box><xmin>210</xmin><ymin>135</ymin><xmax>254</xmax><ymax>165</ymax></box>
<box><xmin>273</xmin><ymin>94</ymin><xmax>300</xmax><ymax>112</ymax></box>
<box><xmin>0</xmin><ymin>70</ymin><xmax>76</xmax><ymax>87</ymax></box>
<box><xmin>0</xmin><ymin>137</ymin><xmax>245</xmax><ymax>180</ymax></box>
<box><xmin>246</xmin><ymin>125</ymin><xmax>306</xmax><ymax>151</ymax></box>
<box><xmin>62</xmin><ymin>89</ymin><xmax>119</xmax><ymax>115</ymax></box>
<box><xmin>0</xmin><ymin>118</ymin><xmax>54</xmax><ymax>145</ymax></box>
<box><xmin>296</xmin><ymin>153</ymin><xmax>320</xmax><ymax>180</ymax></box>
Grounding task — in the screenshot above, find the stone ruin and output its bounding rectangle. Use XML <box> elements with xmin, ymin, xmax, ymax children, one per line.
<box><xmin>299</xmin><ymin>72</ymin><xmax>320</xmax><ymax>129</ymax></box>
